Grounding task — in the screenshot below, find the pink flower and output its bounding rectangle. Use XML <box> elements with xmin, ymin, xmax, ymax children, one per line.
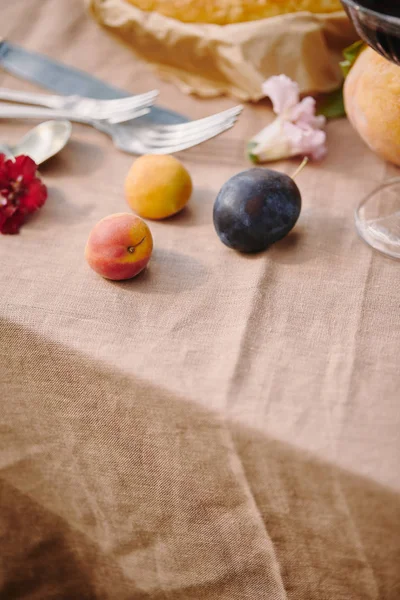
<box><xmin>248</xmin><ymin>75</ymin><xmax>327</xmax><ymax>163</ymax></box>
<box><xmin>0</xmin><ymin>154</ymin><xmax>47</xmax><ymax>234</ymax></box>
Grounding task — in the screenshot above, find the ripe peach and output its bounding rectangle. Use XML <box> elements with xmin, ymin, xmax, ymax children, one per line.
<box><xmin>85</xmin><ymin>213</ymin><xmax>153</xmax><ymax>280</ymax></box>
<box><xmin>344</xmin><ymin>47</ymin><xmax>400</xmax><ymax>166</ymax></box>
<box><xmin>125</xmin><ymin>154</ymin><xmax>192</xmax><ymax>220</ymax></box>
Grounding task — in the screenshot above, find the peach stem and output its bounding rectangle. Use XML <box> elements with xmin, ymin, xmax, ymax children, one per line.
<box><xmin>128</xmin><ymin>237</ymin><xmax>146</xmax><ymax>253</ymax></box>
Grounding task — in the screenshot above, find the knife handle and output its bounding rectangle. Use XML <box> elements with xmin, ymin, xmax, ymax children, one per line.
<box><xmin>0</xmin><ymin>87</ymin><xmax>64</xmax><ymax>109</ymax></box>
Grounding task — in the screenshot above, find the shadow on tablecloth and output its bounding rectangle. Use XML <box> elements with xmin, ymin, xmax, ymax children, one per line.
<box><xmin>1</xmin><ymin>318</ymin><xmax>399</xmax><ymax>600</ymax></box>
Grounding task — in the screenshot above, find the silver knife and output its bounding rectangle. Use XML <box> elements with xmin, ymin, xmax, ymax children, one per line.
<box><xmin>0</xmin><ymin>41</ymin><xmax>186</xmax><ymax>126</ymax></box>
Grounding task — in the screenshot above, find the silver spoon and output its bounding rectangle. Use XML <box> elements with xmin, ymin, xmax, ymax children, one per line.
<box><xmin>0</xmin><ymin>120</ymin><xmax>72</xmax><ymax>165</ymax></box>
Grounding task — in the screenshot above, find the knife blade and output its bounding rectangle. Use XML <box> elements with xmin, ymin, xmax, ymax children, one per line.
<box><xmin>0</xmin><ymin>41</ymin><xmax>186</xmax><ymax>125</ymax></box>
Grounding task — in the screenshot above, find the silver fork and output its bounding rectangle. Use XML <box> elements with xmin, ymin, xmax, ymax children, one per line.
<box><xmin>0</xmin><ymin>96</ymin><xmax>155</xmax><ymax>125</ymax></box>
<box><xmin>94</xmin><ymin>105</ymin><xmax>244</xmax><ymax>154</ymax></box>
<box><xmin>0</xmin><ymin>88</ymin><xmax>159</xmax><ymax>123</ymax></box>
<box><xmin>0</xmin><ymin>104</ymin><xmax>243</xmax><ymax>154</ymax></box>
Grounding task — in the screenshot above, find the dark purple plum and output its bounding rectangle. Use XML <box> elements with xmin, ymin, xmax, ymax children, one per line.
<box><xmin>213</xmin><ymin>168</ymin><xmax>301</xmax><ymax>253</ymax></box>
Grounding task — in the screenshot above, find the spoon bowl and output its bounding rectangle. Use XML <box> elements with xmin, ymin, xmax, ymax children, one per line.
<box><xmin>0</xmin><ymin>120</ymin><xmax>72</xmax><ymax>165</ymax></box>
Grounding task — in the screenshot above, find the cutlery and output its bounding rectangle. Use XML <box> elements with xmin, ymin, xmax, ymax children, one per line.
<box><xmin>0</xmin><ymin>87</ymin><xmax>159</xmax><ymax>124</ymax></box>
<box><xmin>0</xmin><ymin>104</ymin><xmax>243</xmax><ymax>155</ymax></box>
<box><xmin>0</xmin><ymin>94</ymin><xmax>155</xmax><ymax>125</ymax></box>
<box><xmin>0</xmin><ymin>41</ymin><xmax>243</xmax><ymax>153</ymax></box>
<box><xmin>98</xmin><ymin>105</ymin><xmax>243</xmax><ymax>154</ymax></box>
<box><xmin>0</xmin><ymin>120</ymin><xmax>71</xmax><ymax>164</ymax></box>
<box><xmin>0</xmin><ymin>41</ymin><xmax>188</xmax><ymax>125</ymax></box>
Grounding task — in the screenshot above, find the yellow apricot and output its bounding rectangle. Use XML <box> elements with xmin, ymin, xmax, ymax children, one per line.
<box><xmin>344</xmin><ymin>47</ymin><xmax>400</xmax><ymax>167</ymax></box>
<box><xmin>125</xmin><ymin>154</ymin><xmax>192</xmax><ymax>220</ymax></box>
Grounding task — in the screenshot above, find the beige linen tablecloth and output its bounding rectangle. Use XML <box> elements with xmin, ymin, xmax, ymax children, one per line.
<box><xmin>1</xmin><ymin>1</ymin><xmax>400</xmax><ymax>599</ymax></box>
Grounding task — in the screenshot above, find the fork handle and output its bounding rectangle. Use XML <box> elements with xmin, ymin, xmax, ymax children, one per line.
<box><xmin>0</xmin><ymin>102</ymin><xmax>90</xmax><ymax>123</ymax></box>
<box><xmin>0</xmin><ymin>87</ymin><xmax>65</xmax><ymax>109</ymax></box>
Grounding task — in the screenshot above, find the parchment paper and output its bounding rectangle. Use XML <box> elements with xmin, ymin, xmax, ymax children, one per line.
<box><xmin>87</xmin><ymin>0</ymin><xmax>357</xmax><ymax>100</ymax></box>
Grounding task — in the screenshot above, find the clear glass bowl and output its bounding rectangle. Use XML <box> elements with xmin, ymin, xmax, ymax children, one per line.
<box><xmin>342</xmin><ymin>0</ymin><xmax>400</xmax><ymax>259</ymax></box>
<box><xmin>355</xmin><ymin>179</ymin><xmax>400</xmax><ymax>259</ymax></box>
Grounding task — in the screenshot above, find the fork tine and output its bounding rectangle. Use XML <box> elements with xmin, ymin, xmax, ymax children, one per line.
<box><xmin>111</xmin><ymin>103</ymin><xmax>242</xmax><ymax>127</ymax></box>
<box><xmin>136</xmin><ymin>109</ymin><xmax>242</xmax><ymax>145</ymax></box>
<box><xmin>100</xmin><ymin>90</ymin><xmax>159</xmax><ymax>110</ymax></box>
<box><xmin>146</xmin><ymin>105</ymin><xmax>243</xmax><ymax>135</ymax></box>
<box><xmin>121</xmin><ymin>106</ymin><xmax>152</xmax><ymax>121</ymax></box>
<box><xmin>142</xmin><ymin>116</ymin><xmax>239</xmax><ymax>154</ymax></box>
<box><xmin>135</xmin><ymin>107</ymin><xmax>243</xmax><ymax>144</ymax></box>
<box><xmin>104</xmin><ymin>94</ymin><xmax>159</xmax><ymax>123</ymax></box>
<box><xmin>94</xmin><ymin>90</ymin><xmax>159</xmax><ymax>123</ymax></box>
<box><xmin>140</xmin><ymin>119</ymin><xmax>236</xmax><ymax>145</ymax></box>
<box><xmin>102</xmin><ymin>106</ymin><xmax>152</xmax><ymax>125</ymax></box>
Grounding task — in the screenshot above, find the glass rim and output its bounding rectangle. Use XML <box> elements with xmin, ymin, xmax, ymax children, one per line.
<box><xmin>341</xmin><ymin>0</ymin><xmax>400</xmax><ymax>28</ymax></box>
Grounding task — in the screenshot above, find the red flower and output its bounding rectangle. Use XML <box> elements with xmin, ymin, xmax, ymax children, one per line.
<box><xmin>0</xmin><ymin>154</ymin><xmax>47</xmax><ymax>234</ymax></box>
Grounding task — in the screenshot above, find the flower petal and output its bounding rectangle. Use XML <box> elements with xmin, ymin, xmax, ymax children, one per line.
<box><xmin>290</xmin><ymin>97</ymin><xmax>326</xmax><ymax>129</ymax></box>
<box><xmin>0</xmin><ymin>154</ymin><xmax>9</xmax><ymax>188</ymax></box>
<box><xmin>21</xmin><ymin>179</ymin><xmax>48</xmax><ymax>213</ymax></box>
<box><xmin>7</xmin><ymin>155</ymin><xmax>38</xmax><ymax>184</ymax></box>
<box><xmin>262</xmin><ymin>75</ymin><xmax>300</xmax><ymax>115</ymax></box>
<box><xmin>0</xmin><ymin>208</ymin><xmax>25</xmax><ymax>234</ymax></box>
<box><xmin>284</xmin><ymin>122</ymin><xmax>327</xmax><ymax>161</ymax></box>
<box><xmin>248</xmin><ymin>117</ymin><xmax>293</xmax><ymax>162</ymax></box>
<box><xmin>2</xmin><ymin>203</ymin><xmax>18</xmax><ymax>219</ymax></box>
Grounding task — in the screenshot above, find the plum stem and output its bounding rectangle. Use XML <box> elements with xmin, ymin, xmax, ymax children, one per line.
<box><xmin>291</xmin><ymin>157</ymin><xmax>308</xmax><ymax>180</ymax></box>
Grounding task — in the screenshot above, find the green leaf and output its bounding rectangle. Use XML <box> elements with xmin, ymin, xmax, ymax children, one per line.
<box><xmin>246</xmin><ymin>141</ymin><xmax>259</xmax><ymax>163</ymax></box>
<box><xmin>340</xmin><ymin>40</ymin><xmax>365</xmax><ymax>77</ymax></box>
<box><xmin>317</xmin><ymin>40</ymin><xmax>365</xmax><ymax>119</ymax></box>
<box><xmin>317</xmin><ymin>87</ymin><xmax>345</xmax><ymax>119</ymax></box>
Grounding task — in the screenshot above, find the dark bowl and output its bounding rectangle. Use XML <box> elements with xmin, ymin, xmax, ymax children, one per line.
<box><xmin>341</xmin><ymin>0</ymin><xmax>400</xmax><ymax>65</ymax></box>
